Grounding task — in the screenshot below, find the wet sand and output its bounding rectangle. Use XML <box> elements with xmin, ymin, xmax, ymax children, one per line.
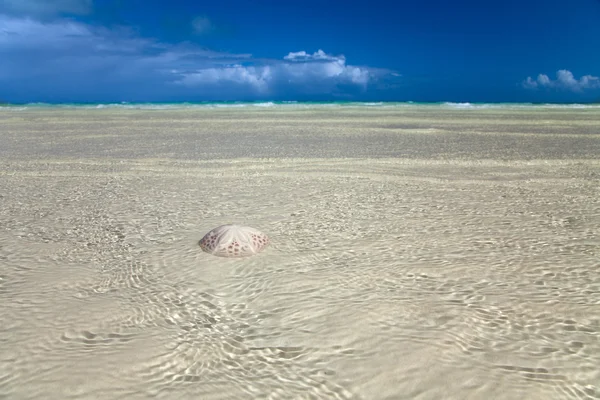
<box><xmin>1</xmin><ymin>107</ymin><xmax>599</xmax><ymax>399</ymax></box>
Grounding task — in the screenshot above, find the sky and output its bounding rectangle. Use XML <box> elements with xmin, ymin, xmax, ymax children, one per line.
<box><xmin>1</xmin><ymin>0</ymin><xmax>599</xmax><ymax>103</ymax></box>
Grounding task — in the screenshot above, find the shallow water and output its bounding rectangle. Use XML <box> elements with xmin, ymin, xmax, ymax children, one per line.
<box><xmin>1</xmin><ymin>108</ymin><xmax>600</xmax><ymax>399</ymax></box>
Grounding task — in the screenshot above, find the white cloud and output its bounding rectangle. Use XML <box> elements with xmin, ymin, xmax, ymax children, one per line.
<box><xmin>0</xmin><ymin>0</ymin><xmax>92</xmax><ymax>17</ymax></box>
<box><xmin>0</xmin><ymin>14</ymin><xmax>101</xmax><ymax>51</ymax></box>
<box><xmin>177</xmin><ymin>65</ymin><xmax>272</xmax><ymax>92</ymax></box>
<box><xmin>177</xmin><ymin>49</ymin><xmax>374</xmax><ymax>93</ymax></box>
<box><xmin>0</xmin><ymin>15</ymin><xmax>396</xmax><ymax>101</ymax></box>
<box><xmin>191</xmin><ymin>16</ymin><xmax>214</xmax><ymax>35</ymax></box>
<box><xmin>523</xmin><ymin>70</ymin><xmax>600</xmax><ymax>92</ymax></box>
<box><xmin>283</xmin><ymin>49</ymin><xmax>338</xmax><ymax>62</ymax></box>
<box><xmin>0</xmin><ymin>15</ymin><xmax>247</xmax><ymax>65</ymax></box>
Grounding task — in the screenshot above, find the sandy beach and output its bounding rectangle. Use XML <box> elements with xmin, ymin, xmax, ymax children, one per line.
<box><xmin>1</xmin><ymin>105</ymin><xmax>599</xmax><ymax>399</ymax></box>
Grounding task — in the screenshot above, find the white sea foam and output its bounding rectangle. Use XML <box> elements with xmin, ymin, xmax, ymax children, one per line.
<box><xmin>2</xmin><ymin>101</ymin><xmax>599</xmax><ymax>111</ymax></box>
<box><xmin>252</xmin><ymin>102</ymin><xmax>276</xmax><ymax>107</ymax></box>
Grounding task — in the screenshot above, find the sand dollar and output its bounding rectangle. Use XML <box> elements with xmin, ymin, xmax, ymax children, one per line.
<box><xmin>199</xmin><ymin>224</ymin><xmax>269</xmax><ymax>257</ymax></box>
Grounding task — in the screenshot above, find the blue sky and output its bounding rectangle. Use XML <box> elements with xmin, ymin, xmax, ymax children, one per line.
<box><xmin>1</xmin><ymin>0</ymin><xmax>599</xmax><ymax>103</ymax></box>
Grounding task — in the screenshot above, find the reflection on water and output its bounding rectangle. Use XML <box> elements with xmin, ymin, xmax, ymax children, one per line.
<box><xmin>1</xmin><ymin>109</ymin><xmax>600</xmax><ymax>399</ymax></box>
<box><xmin>1</xmin><ymin>159</ymin><xmax>599</xmax><ymax>400</ymax></box>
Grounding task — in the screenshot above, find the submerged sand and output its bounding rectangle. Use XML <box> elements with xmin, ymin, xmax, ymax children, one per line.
<box><xmin>1</xmin><ymin>107</ymin><xmax>599</xmax><ymax>399</ymax></box>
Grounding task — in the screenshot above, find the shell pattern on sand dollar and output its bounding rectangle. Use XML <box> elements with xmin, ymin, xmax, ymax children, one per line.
<box><xmin>199</xmin><ymin>224</ymin><xmax>270</xmax><ymax>257</ymax></box>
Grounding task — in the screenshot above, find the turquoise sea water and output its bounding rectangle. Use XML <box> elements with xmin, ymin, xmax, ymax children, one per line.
<box><xmin>1</xmin><ymin>101</ymin><xmax>600</xmax><ymax>110</ymax></box>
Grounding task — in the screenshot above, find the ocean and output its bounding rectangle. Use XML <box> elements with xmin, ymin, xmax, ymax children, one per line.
<box><xmin>2</xmin><ymin>100</ymin><xmax>600</xmax><ymax>111</ymax></box>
